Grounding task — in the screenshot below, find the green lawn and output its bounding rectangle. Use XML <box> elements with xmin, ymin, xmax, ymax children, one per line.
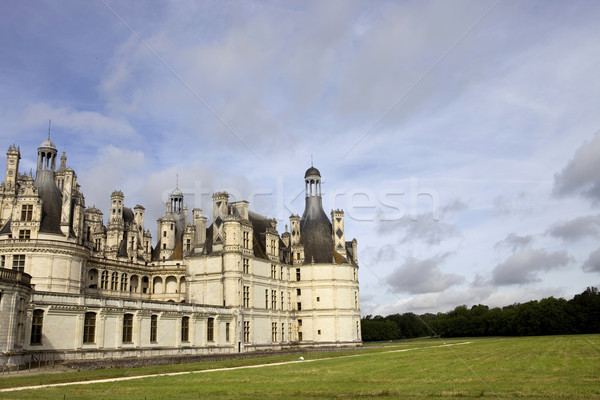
<box><xmin>1</xmin><ymin>335</ymin><xmax>598</xmax><ymax>399</ymax></box>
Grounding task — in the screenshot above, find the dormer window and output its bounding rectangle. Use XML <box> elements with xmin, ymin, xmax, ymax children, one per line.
<box><xmin>20</xmin><ymin>204</ymin><xmax>33</xmax><ymax>221</ymax></box>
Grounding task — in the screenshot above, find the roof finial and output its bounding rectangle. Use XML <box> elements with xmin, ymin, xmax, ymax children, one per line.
<box><xmin>48</xmin><ymin>119</ymin><xmax>51</xmax><ymax>139</ymax></box>
<box><xmin>311</xmin><ymin>154</ymin><xmax>313</xmax><ymax>167</ymax></box>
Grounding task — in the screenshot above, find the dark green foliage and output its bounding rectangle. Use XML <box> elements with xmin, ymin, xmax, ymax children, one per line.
<box><xmin>361</xmin><ymin>286</ymin><xmax>600</xmax><ymax>340</ymax></box>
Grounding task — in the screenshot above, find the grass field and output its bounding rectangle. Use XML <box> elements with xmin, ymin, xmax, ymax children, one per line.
<box><xmin>0</xmin><ymin>335</ymin><xmax>598</xmax><ymax>399</ymax></box>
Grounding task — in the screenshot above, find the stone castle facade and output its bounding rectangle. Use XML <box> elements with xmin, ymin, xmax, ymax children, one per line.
<box><xmin>0</xmin><ymin>137</ymin><xmax>361</xmax><ymax>365</ymax></box>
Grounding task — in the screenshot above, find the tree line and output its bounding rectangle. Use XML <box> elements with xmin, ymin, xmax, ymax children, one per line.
<box><xmin>361</xmin><ymin>286</ymin><xmax>600</xmax><ymax>341</ymax></box>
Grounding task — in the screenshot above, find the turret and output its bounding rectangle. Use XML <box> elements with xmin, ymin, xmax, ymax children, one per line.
<box><xmin>110</xmin><ymin>190</ymin><xmax>124</xmax><ymax>222</ymax></box>
<box><xmin>5</xmin><ymin>145</ymin><xmax>20</xmax><ymax>191</ymax></box>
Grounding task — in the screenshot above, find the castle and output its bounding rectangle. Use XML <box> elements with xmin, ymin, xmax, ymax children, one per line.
<box><xmin>0</xmin><ymin>136</ymin><xmax>361</xmax><ymax>366</ymax></box>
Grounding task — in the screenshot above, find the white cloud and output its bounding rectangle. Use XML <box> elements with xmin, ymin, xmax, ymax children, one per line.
<box><xmin>554</xmin><ymin>131</ymin><xmax>600</xmax><ymax>202</ymax></box>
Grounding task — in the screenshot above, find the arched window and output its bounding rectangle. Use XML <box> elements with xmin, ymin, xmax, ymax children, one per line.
<box><xmin>111</xmin><ymin>272</ymin><xmax>118</xmax><ymax>290</ymax></box>
<box><xmin>120</xmin><ymin>273</ymin><xmax>128</xmax><ymax>291</ymax></box>
<box><xmin>100</xmin><ymin>271</ymin><xmax>109</xmax><ymax>289</ymax></box>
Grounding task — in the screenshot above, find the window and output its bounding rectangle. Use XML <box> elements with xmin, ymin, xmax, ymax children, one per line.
<box><xmin>18</xmin><ymin>230</ymin><xmax>31</xmax><ymax>239</ymax></box>
<box><xmin>122</xmin><ymin>314</ymin><xmax>133</xmax><ymax>343</ymax></box>
<box><xmin>296</xmin><ymin>268</ymin><xmax>301</xmax><ymax>281</ymax></box>
<box><xmin>243</xmin><ymin>231</ymin><xmax>249</xmax><ymax>249</ymax></box>
<box><xmin>296</xmin><ymin>288</ymin><xmax>301</xmax><ymax>296</ymax></box>
<box><xmin>271</xmin><ymin>322</ymin><xmax>277</xmax><ymax>342</ymax></box>
<box><xmin>280</xmin><ymin>291</ymin><xmax>284</xmax><ymax>310</ymax></box>
<box><xmin>150</xmin><ymin>315</ymin><xmax>158</xmax><ymax>342</ymax></box>
<box><xmin>111</xmin><ymin>272</ymin><xmax>118</xmax><ymax>290</ymax></box>
<box><xmin>318</xmin><ymin>329</ymin><xmax>321</xmax><ymax>335</ymax></box>
<box><xmin>170</xmin><ymin>223</ymin><xmax>173</xmax><ymax>231</ymax></box>
<box><xmin>186</xmin><ymin>239</ymin><xmax>191</xmax><ymax>252</ymax></box>
<box><xmin>297</xmin><ymin>302</ymin><xmax>302</xmax><ymax>311</ymax></box>
<box><xmin>225</xmin><ymin>322</ymin><xmax>230</xmax><ymax>342</ymax></box>
<box><xmin>265</xmin><ymin>289</ymin><xmax>269</xmax><ymax>309</ymax></box>
<box><xmin>100</xmin><ymin>271</ymin><xmax>109</xmax><ymax>289</ymax></box>
<box><xmin>95</xmin><ymin>238</ymin><xmax>101</xmax><ymax>252</ymax></box>
<box><xmin>17</xmin><ymin>298</ymin><xmax>25</xmax><ymax>345</ymax></box>
<box><xmin>271</xmin><ymin>265</ymin><xmax>276</xmax><ymax>279</ymax></box>
<box><xmin>162</xmin><ymin>243</ymin><xmax>166</xmax><ymax>250</ymax></box>
<box><xmin>355</xmin><ymin>292</ymin><xmax>358</xmax><ymax>308</ymax></box>
<box><xmin>243</xmin><ymin>321</ymin><xmax>250</xmax><ymax>343</ymax></box>
<box><xmin>207</xmin><ymin>318</ymin><xmax>214</xmax><ymax>341</ymax></box>
<box><xmin>281</xmin><ymin>323</ymin><xmax>285</xmax><ymax>342</ymax></box>
<box><xmin>354</xmin><ymin>269</ymin><xmax>357</xmax><ymax>281</ymax></box>
<box><xmin>163</xmin><ymin>231</ymin><xmax>166</xmax><ymax>237</ymax></box>
<box><xmin>12</xmin><ymin>254</ymin><xmax>25</xmax><ymax>272</ymax></box>
<box><xmin>83</xmin><ymin>312</ymin><xmax>96</xmax><ymax>344</ymax></box>
<box><xmin>243</xmin><ymin>286</ymin><xmax>250</xmax><ymax>308</ymax></box>
<box><xmin>1</xmin><ymin>255</ymin><xmax>5</xmax><ymax>268</ymax></box>
<box><xmin>271</xmin><ymin>290</ymin><xmax>277</xmax><ymax>310</ymax></box>
<box><xmin>317</xmin><ymin>297</ymin><xmax>320</xmax><ymax>302</ymax></box>
<box><xmin>21</xmin><ymin>204</ymin><xmax>33</xmax><ymax>221</ymax></box>
<box><xmin>280</xmin><ymin>267</ymin><xmax>284</xmax><ymax>280</ymax></box>
<box><xmin>120</xmin><ymin>273</ymin><xmax>128</xmax><ymax>291</ymax></box>
<box><xmin>30</xmin><ymin>310</ymin><xmax>44</xmax><ymax>345</ymax></box>
<box><xmin>242</xmin><ymin>258</ymin><xmax>249</xmax><ymax>274</ymax></box>
<box><xmin>181</xmin><ymin>316</ymin><xmax>189</xmax><ymax>342</ymax></box>
<box><xmin>297</xmin><ymin>319</ymin><xmax>302</xmax><ymax>342</ymax></box>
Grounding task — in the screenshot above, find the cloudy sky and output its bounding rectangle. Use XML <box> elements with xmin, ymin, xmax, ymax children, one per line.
<box><xmin>2</xmin><ymin>0</ymin><xmax>600</xmax><ymax>316</ymax></box>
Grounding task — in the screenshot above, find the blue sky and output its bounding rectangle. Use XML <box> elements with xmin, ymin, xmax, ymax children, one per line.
<box><xmin>2</xmin><ymin>0</ymin><xmax>600</xmax><ymax>315</ymax></box>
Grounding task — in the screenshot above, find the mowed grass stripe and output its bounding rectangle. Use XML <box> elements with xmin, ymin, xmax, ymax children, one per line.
<box><xmin>0</xmin><ymin>341</ymin><xmax>471</xmax><ymax>393</ymax></box>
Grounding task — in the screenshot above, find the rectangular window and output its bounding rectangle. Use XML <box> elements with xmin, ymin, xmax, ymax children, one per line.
<box><xmin>150</xmin><ymin>315</ymin><xmax>158</xmax><ymax>342</ymax></box>
<box><xmin>297</xmin><ymin>302</ymin><xmax>302</xmax><ymax>311</ymax></box>
<box><xmin>21</xmin><ymin>204</ymin><xmax>33</xmax><ymax>221</ymax></box>
<box><xmin>122</xmin><ymin>314</ymin><xmax>133</xmax><ymax>343</ymax></box>
<box><xmin>207</xmin><ymin>317</ymin><xmax>214</xmax><ymax>341</ymax></box>
<box><xmin>271</xmin><ymin>290</ymin><xmax>277</xmax><ymax>310</ymax></box>
<box><xmin>243</xmin><ymin>231</ymin><xmax>249</xmax><ymax>249</ymax></box>
<box><xmin>271</xmin><ymin>322</ymin><xmax>277</xmax><ymax>342</ymax></box>
<box><xmin>12</xmin><ymin>254</ymin><xmax>25</xmax><ymax>272</ymax></box>
<box><xmin>296</xmin><ymin>288</ymin><xmax>301</xmax><ymax>296</ymax></box>
<box><xmin>186</xmin><ymin>239</ymin><xmax>191</xmax><ymax>252</ymax></box>
<box><xmin>30</xmin><ymin>309</ymin><xmax>44</xmax><ymax>345</ymax></box>
<box><xmin>17</xmin><ymin>298</ymin><xmax>25</xmax><ymax>346</ymax></box>
<box><xmin>281</xmin><ymin>322</ymin><xmax>285</xmax><ymax>342</ymax></box>
<box><xmin>225</xmin><ymin>322</ymin><xmax>230</xmax><ymax>342</ymax></box>
<box><xmin>296</xmin><ymin>268</ymin><xmax>301</xmax><ymax>281</ymax></box>
<box><xmin>181</xmin><ymin>316</ymin><xmax>189</xmax><ymax>342</ymax></box>
<box><xmin>18</xmin><ymin>230</ymin><xmax>31</xmax><ymax>239</ymax></box>
<box><xmin>83</xmin><ymin>312</ymin><xmax>96</xmax><ymax>344</ymax></box>
<box><xmin>265</xmin><ymin>289</ymin><xmax>269</xmax><ymax>309</ymax></box>
<box><xmin>243</xmin><ymin>286</ymin><xmax>250</xmax><ymax>308</ymax></box>
<box><xmin>243</xmin><ymin>321</ymin><xmax>250</xmax><ymax>343</ymax></box>
<box><xmin>298</xmin><ymin>319</ymin><xmax>302</xmax><ymax>342</ymax></box>
<box><xmin>1</xmin><ymin>255</ymin><xmax>5</xmax><ymax>268</ymax></box>
<box><xmin>355</xmin><ymin>292</ymin><xmax>358</xmax><ymax>308</ymax></box>
<box><xmin>271</xmin><ymin>265</ymin><xmax>276</xmax><ymax>279</ymax></box>
<box><xmin>163</xmin><ymin>231</ymin><xmax>167</xmax><ymax>237</ymax></box>
<box><xmin>95</xmin><ymin>238</ymin><xmax>101</xmax><ymax>252</ymax></box>
<box><xmin>280</xmin><ymin>267</ymin><xmax>284</xmax><ymax>280</ymax></box>
<box><xmin>243</xmin><ymin>258</ymin><xmax>249</xmax><ymax>274</ymax></box>
<box><xmin>280</xmin><ymin>291</ymin><xmax>284</xmax><ymax>310</ymax></box>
